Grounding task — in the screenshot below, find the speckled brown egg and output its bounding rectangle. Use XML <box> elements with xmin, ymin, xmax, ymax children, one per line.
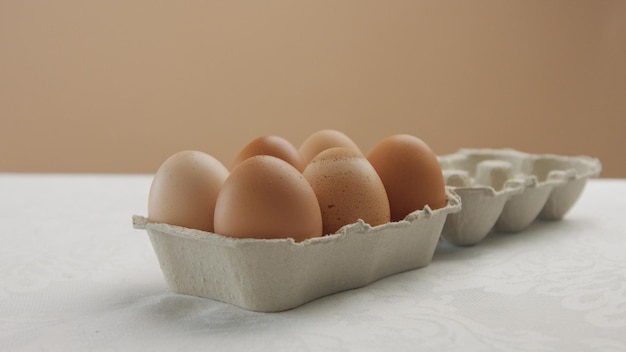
<box><xmin>214</xmin><ymin>155</ymin><xmax>322</xmax><ymax>241</ymax></box>
<box><xmin>367</xmin><ymin>134</ymin><xmax>447</xmax><ymax>222</ymax></box>
<box><xmin>303</xmin><ymin>147</ymin><xmax>390</xmax><ymax>235</ymax></box>
<box><xmin>231</xmin><ymin>135</ymin><xmax>304</xmax><ymax>171</ymax></box>
<box><xmin>299</xmin><ymin>129</ymin><xmax>362</xmax><ymax>166</ymax></box>
<box><xmin>148</xmin><ymin>150</ymin><xmax>229</xmax><ymax>232</ymax></box>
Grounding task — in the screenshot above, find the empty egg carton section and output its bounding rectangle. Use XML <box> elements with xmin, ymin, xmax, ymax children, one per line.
<box><xmin>437</xmin><ymin>148</ymin><xmax>601</xmax><ymax>246</ymax></box>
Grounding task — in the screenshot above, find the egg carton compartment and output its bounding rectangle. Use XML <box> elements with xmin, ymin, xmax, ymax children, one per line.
<box><xmin>438</xmin><ymin>148</ymin><xmax>602</xmax><ymax>246</ymax></box>
<box><xmin>132</xmin><ymin>190</ymin><xmax>461</xmax><ymax>312</ymax></box>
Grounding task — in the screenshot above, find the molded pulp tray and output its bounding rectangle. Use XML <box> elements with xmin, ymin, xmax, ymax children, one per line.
<box><xmin>438</xmin><ymin>149</ymin><xmax>602</xmax><ymax>246</ymax></box>
<box><xmin>133</xmin><ymin>190</ymin><xmax>461</xmax><ymax>312</ymax></box>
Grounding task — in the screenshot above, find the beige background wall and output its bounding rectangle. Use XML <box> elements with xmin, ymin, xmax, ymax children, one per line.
<box><xmin>1</xmin><ymin>1</ymin><xmax>624</xmax><ymax>177</ymax></box>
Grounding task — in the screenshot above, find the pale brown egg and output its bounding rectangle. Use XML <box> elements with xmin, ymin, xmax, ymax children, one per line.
<box><xmin>367</xmin><ymin>134</ymin><xmax>447</xmax><ymax>222</ymax></box>
<box><xmin>231</xmin><ymin>135</ymin><xmax>304</xmax><ymax>171</ymax></box>
<box><xmin>299</xmin><ymin>129</ymin><xmax>362</xmax><ymax>166</ymax></box>
<box><xmin>148</xmin><ymin>150</ymin><xmax>229</xmax><ymax>232</ymax></box>
<box><xmin>214</xmin><ymin>155</ymin><xmax>322</xmax><ymax>241</ymax></box>
<box><xmin>303</xmin><ymin>147</ymin><xmax>390</xmax><ymax>235</ymax></box>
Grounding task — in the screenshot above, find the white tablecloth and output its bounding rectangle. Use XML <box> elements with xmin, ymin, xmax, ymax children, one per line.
<box><xmin>1</xmin><ymin>174</ymin><xmax>624</xmax><ymax>351</ymax></box>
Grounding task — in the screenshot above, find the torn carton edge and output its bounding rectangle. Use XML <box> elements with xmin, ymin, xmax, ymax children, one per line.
<box><xmin>133</xmin><ymin>188</ymin><xmax>461</xmax><ymax>312</ymax></box>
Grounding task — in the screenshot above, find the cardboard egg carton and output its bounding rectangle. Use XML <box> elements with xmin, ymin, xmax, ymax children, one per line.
<box><xmin>438</xmin><ymin>148</ymin><xmax>602</xmax><ymax>246</ymax></box>
<box><xmin>132</xmin><ymin>190</ymin><xmax>461</xmax><ymax>312</ymax></box>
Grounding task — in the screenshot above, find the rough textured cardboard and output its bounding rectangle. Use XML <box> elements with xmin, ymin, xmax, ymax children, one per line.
<box><xmin>133</xmin><ymin>190</ymin><xmax>461</xmax><ymax>312</ymax></box>
<box><xmin>133</xmin><ymin>148</ymin><xmax>600</xmax><ymax>310</ymax></box>
<box><xmin>439</xmin><ymin>149</ymin><xmax>601</xmax><ymax>246</ymax></box>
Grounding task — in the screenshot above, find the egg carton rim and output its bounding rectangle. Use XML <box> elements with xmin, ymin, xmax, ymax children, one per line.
<box><xmin>132</xmin><ymin>188</ymin><xmax>462</xmax><ymax>248</ymax></box>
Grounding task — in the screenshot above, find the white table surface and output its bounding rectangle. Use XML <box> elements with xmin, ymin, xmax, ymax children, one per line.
<box><xmin>1</xmin><ymin>174</ymin><xmax>624</xmax><ymax>351</ymax></box>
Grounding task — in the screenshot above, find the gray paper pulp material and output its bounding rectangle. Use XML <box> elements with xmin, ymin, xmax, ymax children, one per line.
<box><xmin>438</xmin><ymin>149</ymin><xmax>602</xmax><ymax>246</ymax></box>
<box><xmin>133</xmin><ymin>190</ymin><xmax>461</xmax><ymax>312</ymax></box>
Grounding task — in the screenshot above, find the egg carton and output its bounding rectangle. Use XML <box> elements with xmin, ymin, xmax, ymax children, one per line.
<box><xmin>132</xmin><ymin>190</ymin><xmax>461</xmax><ymax>312</ymax></box>
<box><xmin>438</xmin><ymin>148</ymin><xmax>602</xmax><ymax>246</ymax></box>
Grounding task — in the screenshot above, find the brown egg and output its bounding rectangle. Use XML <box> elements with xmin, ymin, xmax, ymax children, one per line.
<box><xmin>148</xmin><ymin>150</ymin><xmax>229</xmax><ymax>232</ymax></box>
<box><xmin>299</xmin><ymin>129</ymin><xmax>362</xmax><ymax>166</ymax></box>
<box><xmin>303</xmin><ymin>147</ymin><xmax>390</xmax><ymax>235</ymax></box>
<box><xmin>367</xmin><ymin>134</ymin><xmax>447</xmax><ymax>222</ymax></box>
<box><xmin>214</xmin><ymin>155</ymin><xmax>322</xmax><ymax>241</ymax></box>
<box><xmin>231</xmin><ymin>135</ymin><xmax>305</xmax><ymax>171</ymax></box>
